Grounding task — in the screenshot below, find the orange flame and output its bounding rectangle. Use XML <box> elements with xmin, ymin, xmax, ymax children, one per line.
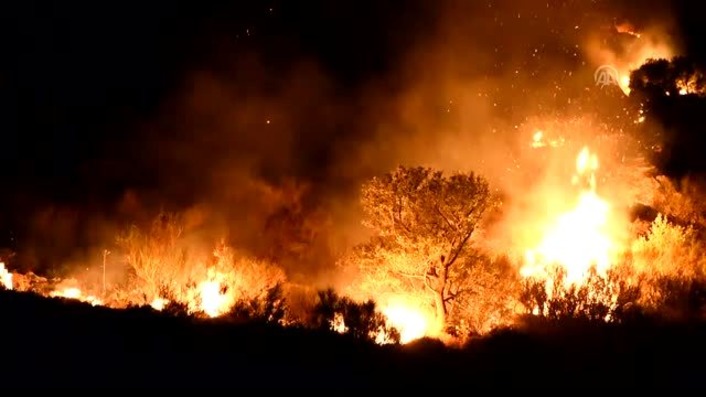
<box><xmin>197</xmin><ymin>276</ymin><xmax>230</xmax><ymax>317</ymax></box>
<box><xmin>0</xmin><ymin>263</ymin><xmax>12</xmax><ymax>290</ymax></box>
<box><xmin>521</xmin><ymin>146</ymin><xmax>623</xmax><ymax>288</ymax></box>
<box><xmin>49</xmin><ymin>286</ymin><xmax>103</xmax><ymax>306</ymax></box>
<box><xmin>381</xmin><ymin>302</ymin><xmax>432</xmax><ymax>344</ymax></box>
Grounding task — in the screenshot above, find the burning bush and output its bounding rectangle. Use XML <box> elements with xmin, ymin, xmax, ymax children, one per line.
<box><xmin>446</xmin><ymin>254</ymin><xmax>521</xmax><ymax>337</ymax></box>
<box><xmin>114</xmin><ymin>212</ymin><xmax>287</xmax><ymax>317</ymax></box>
<box><xmin>651</xmin><ymin>175</ymin><xmax>706</xmax><ymax>227</ymax></box>
<box><xmin>519</xmin><ymin>266</ymin><xmax>641</xmax><ymax>322</ymax></box>
<box><xmin>116</xmin><ymin>212</ymin><xmax>191</xmax><ymax>304</ymax></box>
<box><xmin>228</xmin><ymin>282</ymin><xmax>289</xmax><ymax>325</ymax></box>
<box><xmin>311</xmin><ymin>289</ymin><xmax>401</xmax><ymax>344</ymax></box>
<box><xmin>630</xmin><ymin>213</ymin><xmax>706</xmax><ymax>279</ymax></box>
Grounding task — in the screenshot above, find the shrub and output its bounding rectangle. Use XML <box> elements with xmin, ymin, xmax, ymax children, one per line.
<box><xmin>310</xmin><ymin>289</ymin><xmax>400</xmax><ymax>344</ymax></box>
<box><xmin>228</xmin><ymin>283</ymin><xmax>289</xmax><ymax>325</ymax></box>
<box><xmin>519</xmin><ymin>267</ymin><xmax>640</xmax><ymax>322</ymax></box>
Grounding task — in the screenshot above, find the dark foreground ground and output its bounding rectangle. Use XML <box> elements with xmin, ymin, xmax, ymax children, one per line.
<box><xmin>1</xmin><ymin>289</ymin><xmax>705</xmax><ymax>388</ymax></box>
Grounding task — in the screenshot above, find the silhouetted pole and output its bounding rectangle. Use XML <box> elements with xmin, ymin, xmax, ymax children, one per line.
<box><xmin>102</xmin><ymin>249</ymin><xmax>110</xmax><ymax>298</ymax></box>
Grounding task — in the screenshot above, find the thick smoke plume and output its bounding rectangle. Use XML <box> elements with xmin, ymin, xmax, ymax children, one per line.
<box><xmin>15</xmin><ymin>0</ymin><xmax>682</xmax><ymax>287</ymax></box>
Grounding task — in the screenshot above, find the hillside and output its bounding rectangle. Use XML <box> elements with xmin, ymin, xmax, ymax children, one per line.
<box><xmin>2</xmin><ymin>289</ymin><xmax>705</xmax><ymax>388</ymax></box>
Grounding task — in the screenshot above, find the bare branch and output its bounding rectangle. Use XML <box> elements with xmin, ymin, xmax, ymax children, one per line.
<box><xmin>435</xmin><ymin>206</ymin><xmax>457</xmax><ymax>231</ymax></box>
<box><xmin>445</xmin><ymin>228</ymin><xmax>474</xmax><ymax>270</ymax></box>
<box><xmin>444</xmin><ymin>288</ymin><xmax>476</xmax><ymax>303</ymax></box>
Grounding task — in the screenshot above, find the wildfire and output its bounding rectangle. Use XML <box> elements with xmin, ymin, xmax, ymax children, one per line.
<box><xmin>521</xmin><ymin>146</ymin><xmax>624</xmax><ymax>293</ymax></box>
<box><xmin>531</xmin><ymin>131</ymin><xmax>565</xmax><ymax>149</ymax></box>
<box><xmin>588</xmin><ymin>23</ymin><xmax>675</xmax><ymax>96</ymax></box>
<box><xmin>197</xmin><ymin>275</ymin><xmax>231</xmax><ymax>318</ymax></box>
<box><xmin>676</xmin><ymin>76</ymin><xmax>704</xmax><ymax>96</ymax></box>
<box><xmin>49</xmin><ymin>287</ymin><xmax>103</xmax><ymax>306</ymax></box>
<box><xmin>327</xmin><ymin>299</ymin><xmax>432</xmax><ymax>345</ymax></box>
<box><xmin>381</xmin><ymin>303</ymin><xmax>431</xmax><ymax>344</ymax></box>
<box><xmin>615</xmin><ymin>22</ymin><xmax>641</xmax><ymax>38</ymax></box>
<box><xmin>331</xmin><ymin>313</ymin><xmax>347</xmax><ymax>334</ymax></box>
<box><xmin>150</xmin><ymin>297</ymin><xmax>169</xmax><ymax>311</ymax></box>
<box><xmin>1</xmin><ymin>262</ymin><xmax>12</xmax><ymax>290</ymax></box>
<box><xmin>149</xmin><ymin>268</ymin><xmax>234</xmax><ymax>317</ymax></box>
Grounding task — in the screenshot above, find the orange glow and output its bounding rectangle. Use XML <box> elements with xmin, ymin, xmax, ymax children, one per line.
<box><xmin>0</xmin><ymin>16</ymin><xmax>681</xmax><ymax>342</ymax></box>
<box><xmin>49</xmin><ymin>286</ymin><xmax>102</xmax><ymax>306</ymax></box>
<box><xmin>148</xmin><ymin>267</ymin><xmax>238</xmax><ymax>317</ymax></box>
<box><xmin>150</xmin><ymin>297</ymin><xmax>168</xmax><ymax>311</ymax></box>
<box><xmin>327</xmin><ymin>298</ymin><xmax>433</xmax><ymax>344</ymax></box>
<box><xmin>615</xmin><ymin>22</ymin><xmax>641</xmax><ymax>38</ymax></box>
<box><xmin>676</xmin><ymin>77</ymin><xmax>704</xmax><ymax>96</ymax></box>
<box><xmin>531</xmin><ymin>130</ymin><xmax>564</xmax><ymax>149</ymax></box>
<box><xmin>520</xmin><ymin>146</ymin><xmax>627</xmax><ymax>308</ymax></box>
<box><xmin>0</xmin><ymin>262</ymin><xmax>12</xmax><ymax>290</ymax></box>
<box><xmin>616</xmin><ymin>38</ymin><xmax>673</xmax><ymax>96</ymax></box>
<box><xmin>381</xmin><ymin>302</ymin><xmax>432</xmax><ymax>344</ymax></box>
<box><xmin>195</xmin><ymin>270</ymin><xmax>232</xmax><ymax>318</ymax></box>
<box><xmin>587</xmin><ymin>25</ymin><xmax>675</xmax><ymax>96</ymax></box>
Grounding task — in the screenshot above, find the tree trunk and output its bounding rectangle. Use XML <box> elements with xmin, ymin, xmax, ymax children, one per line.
<box><xmin>426</xmin><ymin>255</ymin><xmax>450</xmax><ymax>334</ymax></box>
<box><xmin>433</xmin><ymin>289</ymin><xmax>447</xmax><ymax>333</ymax></box>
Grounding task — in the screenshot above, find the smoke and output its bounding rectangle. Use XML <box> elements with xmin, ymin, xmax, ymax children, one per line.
<box><xmin>332</xmin><ymin>0</ymin><xmax>680</xmax><ymax>258</ymax></box>
<box><xmin>343</xmin><ymin>0</ymin><xmax>678</xmax><ymax>177</ymax></box>
<box><xmin>15</xmin><ymin>0</ymin><xmax>684</xmax><ymax>286</ymax></box>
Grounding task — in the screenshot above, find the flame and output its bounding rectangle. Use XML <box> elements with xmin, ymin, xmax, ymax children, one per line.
<box><xmin>619</xmin><ymin>75</ymin><xmax>631</xmax><ymax>95</ymax></box>
<box><xmin>587</xmin><ymin>25</ymin><xmax>675</xmax><ymax>96</ymax></box>
<box><xmin>381</xmin><ymin>303</ymin><xmax>431</xmax><ymax>344</ymax></box>
<box><xmin>615</xmin><ymin>22</ymin><xmax>641</xmax><ymax>38</ymax></box>
<box><xmin>676</xmin><ymin>77</ymin><xmax>704</xmax><ymax>96</ymax></box>
<box><xmin>0</xmin><ymin>263</ymin><xmax>12</xmax><ymax>290</ymax></box>
<box><xmin>49</xmin><ymin>287</ymin><xmax>102</xmax><ymax>306</ymax></box>
<box><xmin>616</xmin><ymin>36</ymin><xmax>673</xmax><ymax>96</ymax></box>
<box><xmin>521</xmin><ymin>146</ymin><xmax>623</xmax><ymax>289</ymax></box>
<box><xmin>197</xmin><ymin>280</ymin><xmax>228</xmax><ymax>317</ymax></box>
<box><xmin>331</xmin><ymin>313</ymin><xmax>347</xmax><ymax>334</ymax></box>
<box><xmin>147</xmin><ymin>269</ymin><xmax>234</xmax><ymax>317</ymax></box>
<box><xmin>531</xmin><ymin>130</ymin><xmax>564</xmax><ymax>149</ymax></box>
<box><xmin>327</xmin><ymin>299</ymin><xmax>432</xmax><ymax>344</ymax></box>
<box><xmin>150</xmin><ymin>297</ymin><xmax>169</xmax><ymax>311</ymax></box>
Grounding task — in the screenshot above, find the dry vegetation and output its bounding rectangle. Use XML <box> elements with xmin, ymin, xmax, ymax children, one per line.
<box><xmin>4</xmin><ymin>156</ymin><xmax>706</xmax><ymax>347</ymax></box>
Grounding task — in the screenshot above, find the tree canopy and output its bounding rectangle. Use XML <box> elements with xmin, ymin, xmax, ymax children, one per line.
<box><xmin>346</xmin><ymin>166</ymin><xmax>511</xmax><ymax>335</ymax></box>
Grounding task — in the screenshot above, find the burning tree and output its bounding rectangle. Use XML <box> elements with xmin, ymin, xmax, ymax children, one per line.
<box><xmin>116</xmin><ymin>212</ymin><xmax>189</xmax><ymax>304</ymax></box>
<box><xmin>116</xmin><ymin>212</ymin><xmax>288</xmax><ymax>317</ymax></box>
<box><xmin>348</xmin><ymin>166</ymin><xmax>506</xmax><ymax>335</ymax></box>
<box><xmin>630</xmin><ymin>57</ymin><xmax>706</xmax><ymax>97</ymax></box>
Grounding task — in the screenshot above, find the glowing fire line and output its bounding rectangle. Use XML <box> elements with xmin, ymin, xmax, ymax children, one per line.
<box><xmin>520</xmin><ymin>146</ymin><xmax>623</xmax><ymax>313</ymax></box>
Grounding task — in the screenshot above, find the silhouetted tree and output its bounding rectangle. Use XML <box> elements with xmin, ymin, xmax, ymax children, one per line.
<box><xmin>311</xmin><ymin>289</ymin><xmax>400</xmax><ymax>344</ymax></box>
<box><xmin>631</xmin><ymin>57</ymin><xmax>706</xmax><ymax>97</ymax></box>
<box><xmin>229</xmin><ymin>283</ymin><xmax>289</xmax><ymax>325</ymax></box>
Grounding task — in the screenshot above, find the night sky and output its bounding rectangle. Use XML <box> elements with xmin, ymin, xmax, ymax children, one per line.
<box><xmin>0</xmin><ymin>0</ymin><xmax>705</xmax><ymax>266</ymax></box>
<box><xmin>0</xmin><ymin>1</ymin><xmax>431</xmax><ymax>208</ymax></box>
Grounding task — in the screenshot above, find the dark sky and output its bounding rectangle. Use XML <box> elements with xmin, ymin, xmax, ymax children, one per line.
<box><xmin>0</xmin><ymin>1</ymin><xmax>431</xmax><ymax>208</ymax></box>
<box><xmin>0</xmin><ymin>0</ymin><xmax>705</xmax><ymax>256</ymax></box>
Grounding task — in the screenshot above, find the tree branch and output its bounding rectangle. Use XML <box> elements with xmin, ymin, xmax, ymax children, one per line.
<box><xmin>424</xmin><ymin>274</ymin><xmax>434</xmax><ymax>292</ymax></box>
<box><xmin>435</xmin><ymin>205</ymin><xmax>457</xmax><ymax>231</ymax></box>
<box><xmin>443</xmin><ymin>288</ymin><xmax>475</xmax><ymax>303</ymax></box>
<box><xmin>445</xmin><ymin>228</ymin><xmax>474</xmax><ymax>270</ymax></box>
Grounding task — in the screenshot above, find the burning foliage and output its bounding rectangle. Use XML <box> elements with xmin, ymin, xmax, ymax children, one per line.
<box><xmin>339</xmin><ymin>166</ymin><xmax>513</xmax><ymax>339</ymax></box>
<box><xmin>311</xmin><ymin>289</ymin><xmax>401</xmax><ymax>344</ymax></box>
<box><xmin>4</xmin><ymin>1</ymin><xmax>706</xmax><ymax>351</ymax></box>
<box><xmin>5</xmin><ymin>132</ymin><xmax>706</xmax><ymax>346</ymax></box>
